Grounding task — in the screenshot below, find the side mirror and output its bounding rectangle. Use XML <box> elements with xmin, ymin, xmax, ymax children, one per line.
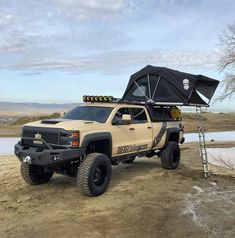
<box><xmin>122</xmin><ymin>114</ymin><xmax>131</xmax><ymax>125</ymax></box>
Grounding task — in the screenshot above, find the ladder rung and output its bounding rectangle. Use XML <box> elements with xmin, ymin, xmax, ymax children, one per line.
<box><xmin>196</xmin><ymin>106</ymin><xmax>210</xmax><ymax>179</ymax></box>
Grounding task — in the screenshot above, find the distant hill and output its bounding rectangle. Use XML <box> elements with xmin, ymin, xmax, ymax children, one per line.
<box><xmin>0</xmin><ymin>102</ymin><xmax>80</xmax><ymax>116</ymax></box>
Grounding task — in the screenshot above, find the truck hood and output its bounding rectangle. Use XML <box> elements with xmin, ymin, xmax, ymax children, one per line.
<box><xmin>24</xmin><ymin>119</ymin><xmax>100</xmax><ymax>131</ymax></box>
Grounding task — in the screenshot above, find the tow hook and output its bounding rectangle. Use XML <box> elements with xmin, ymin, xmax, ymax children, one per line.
<box><xmin>23</xmin><ymin>156</ymin><xmax>31</xmax><ymax>163</ymax></box>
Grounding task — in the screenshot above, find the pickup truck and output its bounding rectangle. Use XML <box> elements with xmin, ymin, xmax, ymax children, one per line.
<box><xmin>15</xmin><ymin>97</ymin><xmax>184</xmax><ymax>196</ymax></box>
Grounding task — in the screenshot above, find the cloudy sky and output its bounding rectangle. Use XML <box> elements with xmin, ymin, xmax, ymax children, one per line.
<box><xmin>0</xmin><ymin>0</ymin><xmax>235</xmax><ymax>111</ymax></box>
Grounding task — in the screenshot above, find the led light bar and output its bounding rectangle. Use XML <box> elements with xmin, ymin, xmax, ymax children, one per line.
<box><xmin>83</xmin><ymin>95</ymin><xmax>117</xmax><ymax>103</ymax></box>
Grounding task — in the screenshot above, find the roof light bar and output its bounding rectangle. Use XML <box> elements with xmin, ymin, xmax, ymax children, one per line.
<box><xmin>83</xmin><ymin>95</ymin><xmax>118</xmax><ymax>103</ymax></box>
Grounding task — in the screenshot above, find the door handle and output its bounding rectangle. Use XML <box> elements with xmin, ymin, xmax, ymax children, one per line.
<box><xmin>129</xmin><ymin>128</ymin><xmax>135</xmax><ymax>131</ymax></box>
<box><xmin>147</xmin><ymin>126</ymin><xmax>152</xmax><ymax>129</ymax></box>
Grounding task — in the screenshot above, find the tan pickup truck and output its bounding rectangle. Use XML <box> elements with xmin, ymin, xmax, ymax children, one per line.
<box><xmin>15</xmin><ymin>97</ymin><xmax>184</xmax><ymax>196</ymax></box>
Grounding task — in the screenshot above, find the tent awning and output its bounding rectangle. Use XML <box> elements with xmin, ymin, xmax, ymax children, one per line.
<box><xmin>121</xmin><ymin>65</ymin><xmax>219</xmax><ymax>106</ymax></box>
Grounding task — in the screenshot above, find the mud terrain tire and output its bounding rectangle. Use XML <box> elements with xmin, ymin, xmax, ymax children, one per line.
<box><xmin>161</xmin><ymin>142</ymin><xmax>180</xmax><ymax>169</ymax></box>
<box><xmin>78</xmin><ymin>153</ymin><xmax>112</xmax><ymax>196</ymax></box>
<box><xmin>20</xmin><ymin>163</ymin><xmax>53</xmax><ymax>185</ymax></box>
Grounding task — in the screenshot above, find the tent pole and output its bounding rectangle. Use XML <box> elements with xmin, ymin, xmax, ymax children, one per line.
<box><xmin>147</xmin><ymin>74</ymin><xmax>152</xmax><ymax>100</ymax></box>
<box><xmin>134</xmin><ymin>81</ymin><xmax>150</xmax><ymax>101</ymax></box>
<box><xmin>151</xmin><ymin>75</ymin><xmax>161</xmax><ymax>101</ymax></box>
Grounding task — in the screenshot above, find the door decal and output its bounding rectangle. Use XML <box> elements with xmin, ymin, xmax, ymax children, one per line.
<box><xmin>152</xmin><ymin>122</ymin><xmax>167</xmax><ymax>147</ymax></box>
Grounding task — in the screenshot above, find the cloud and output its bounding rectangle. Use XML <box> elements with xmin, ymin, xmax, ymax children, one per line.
<box><xmin>21</xmin><ymin>71</ymin><xmax>42</xmax><ymax>76</ymax></box>
<box><xmin>0</xmin><ymin>13</ymin><xmax>14</xmax><ymax>28</ymax></box>
<box><xmin>0</xmin><ymin>0</ymin><xmax>133</xmax><ymax>55</ymax></box>
<box><xmin>0</xmin><ymin>0</ymin><xmax>232</xmax><ymax>74</ymax></box>
<box><xmin>5</xmin><ymin>48</ymin><xmax>219</xmax><ymax>73</ymax></box>
<box><xmin>57</xmin><ymin>0</ymin><xmax>127</xmax><ymax>20</ymax></box>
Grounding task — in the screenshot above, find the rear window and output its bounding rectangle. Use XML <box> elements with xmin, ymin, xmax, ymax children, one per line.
<box><xmin>150</xmin><ymin>107</ymin><xmax>182</xmax><ymax>122</ymax></box>
<box><xmin>151</xmin><ymin>108</ymin><xmax>171</xmax><ymax>122</ymax></box>
<box><xmin>131</xmin><ymin>108</ymin><xmax>148</xmax><ymax>124</ymax></box>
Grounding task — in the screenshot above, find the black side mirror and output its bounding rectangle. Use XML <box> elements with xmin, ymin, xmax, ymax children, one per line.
<box><xmin>112</xmin><ymin>114</ymin><xmax>131</xmax><ymax>125</ymax></box>
<box><xmin>112</xmin><ymin>117</ymin><xmax>122</xmax><ymax>125</ymax></box>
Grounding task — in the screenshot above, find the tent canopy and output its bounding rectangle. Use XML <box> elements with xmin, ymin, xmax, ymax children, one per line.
<box><xmin>121</xmin><ymin>65</ymin><xmax>219</xmax><ymax>106</ymax></box>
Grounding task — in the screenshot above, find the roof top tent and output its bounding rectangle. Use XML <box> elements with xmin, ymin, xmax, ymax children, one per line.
<box><xmin>121</xmin><ymin>65</ymin><xmax>220</xmax><ymax>179</ymax></box>
<box><xmin>121</xmin><ymin>65</ymin><xmax>219</xmax><ymax>107</ymax></box>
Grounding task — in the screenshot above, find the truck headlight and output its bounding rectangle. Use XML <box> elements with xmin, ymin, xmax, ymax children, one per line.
<box><xmin>60</xmin><ymin>130</ymin><xmax>80</xmax><ymax>147</ymax></box>
<box><xmin>71</xmin><ymin>130</ymin><xmax>79</xmax><ymax>147</ymax></box>
<box><xmin>72</xmin><ymin>131</ymin><xmax>79</xmax><ymax>138</ymax></box>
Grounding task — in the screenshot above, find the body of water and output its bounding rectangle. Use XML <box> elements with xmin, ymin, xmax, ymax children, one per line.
<box><xmin>0</xmin><ymin>138</ymin><xmax>20</xmax><ymax>155</ymax></box>
<box><xmin>0</xmin><ymin>130</ymin><xmax>235</xmax><ymax>156</ymax></box>
<box><xmin>185</xmin><ymin>131</ymin><xmax>235</xmax><ymax>143</ymax></box>
<box><xmin>207</xmin><ymin>147</ymin><xmax>235</xmax><ymax>169</ymax></box>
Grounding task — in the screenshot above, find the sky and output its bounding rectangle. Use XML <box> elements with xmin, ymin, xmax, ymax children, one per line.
<box><xmin>0</xmin><ymin>0</ymin><xmax>235</xmax><ymax>112</ymax></box>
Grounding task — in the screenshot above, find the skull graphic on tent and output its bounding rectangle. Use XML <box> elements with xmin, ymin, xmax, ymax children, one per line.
<box><xmin>183</xmin><ymin>79</ymin><xmax>190</xmax><ymax>90</ymax></box>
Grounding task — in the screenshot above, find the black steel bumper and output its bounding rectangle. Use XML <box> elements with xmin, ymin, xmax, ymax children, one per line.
<box><xmin>14</xmin><ymin>138</ymin><xmax>86</xmax><ymax>166</ymax></box>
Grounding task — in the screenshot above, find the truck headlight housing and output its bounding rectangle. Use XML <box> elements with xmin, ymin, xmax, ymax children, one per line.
<box><xmin>72</xmin><ymin>131</ymin><xmax>79</xmax><ymax>138</ymax></box>
<box><xmin>60</xmin><ymin>130</ymin><xmax>80</xmax><ymax>147</ymax></box>
<box><xmin>71</xmin><ymin>130</ymin><xmax>79</xmax><ymax>147</ymax></box>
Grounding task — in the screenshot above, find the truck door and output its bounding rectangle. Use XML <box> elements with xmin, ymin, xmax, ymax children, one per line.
<box><xmin>129</xmin><ymin>107</ymin><xmax>153</xmax><ymax>149</ymax></box>
<box><xmin>111</xmin><ymin>107</ymin><xmax>152</xmax><ymax>156</ymax></box>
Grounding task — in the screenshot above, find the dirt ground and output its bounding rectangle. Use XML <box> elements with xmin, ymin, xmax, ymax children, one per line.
<box><xmin>183</xmin><ymin>112</ymin><xmax>235</xmax><ymax>133</ymax></box>
<box><xmin>0</xmin><ymin>143</ymin><xmax>234</xmax><ymax>238</ymax></box>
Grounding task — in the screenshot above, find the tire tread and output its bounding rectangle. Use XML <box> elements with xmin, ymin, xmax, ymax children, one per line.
<box><xmin>161</xmin><ymin>141</ymin><xmax>180</xmax><ymax>170</ymax></box>
<box><xmin>77</xmin><ymin>153</ymin><xmax>111</xmax><ymax>196</ymax></box>
<box><xmin>20</xmin><ymin>163</ymin><xmax>53</xmax><ymax>185</ymax></box>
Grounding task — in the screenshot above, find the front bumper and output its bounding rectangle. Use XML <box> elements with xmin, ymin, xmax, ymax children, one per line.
<box><xmin>14</xmin><ymin>139</ymin><xmax>86</xmax><ymax>166</ymax></box>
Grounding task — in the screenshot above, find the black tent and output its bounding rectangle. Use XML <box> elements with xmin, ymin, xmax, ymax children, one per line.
<box><xmin>121</xmin><ymin>65</ymin><xmax>219</xmax><ymax>106</ymax></box>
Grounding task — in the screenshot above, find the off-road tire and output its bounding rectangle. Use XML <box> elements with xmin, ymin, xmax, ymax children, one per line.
<box><xmin>161</xmin><ymin>142</ymin><xmax>180</xmax><ymax>169</ymax></box>
<box><xmin>122</xmin><ymin>155</ymin><xmax>136</xmax><ymax>164</ymax></box>
<box><xmin>20</xmin><ymin>163</ymin><xmax>53</xmax><ymax>185</ymax></box>
<box><xmin>77</xmin><ymin>153</ymin><xmax>112</xmax><ymax>196</ymax></box>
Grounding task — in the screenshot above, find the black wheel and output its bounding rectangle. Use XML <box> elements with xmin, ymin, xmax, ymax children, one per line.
<box><xmin>122</xmin><ymin>155</ymin><xmax>136</xmax><ymax>164</ymax></box>
<box><xmin>20</xmin><ymin>163</ymin><xmax>53</xmax><ymax>185</ymax></box>
<box><xmin>161</xmin><ymin>141</ymin><xmax>180</xmax><ymax>169</ymax></box>
<box><xmin>77</xmin><ymin>153</ymin><xmax>112</xmax><ymax>196</ymax></box>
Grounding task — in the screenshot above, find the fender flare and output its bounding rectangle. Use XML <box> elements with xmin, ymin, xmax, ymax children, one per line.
<box><xmin>163</xmin><ymin>128</ymin><xmax>180</xmax><ymax>148</ymax></box>
<box><xmin>81</xmin><ymin>132</ymin><xmax>112</xmax><ymax>157</ymax></box>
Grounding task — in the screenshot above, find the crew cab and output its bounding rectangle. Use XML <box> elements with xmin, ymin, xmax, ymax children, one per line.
<box><xmin>15</xmin><ymin>98</ymin><xmax>184</xmax><ymax>196</ymax></box>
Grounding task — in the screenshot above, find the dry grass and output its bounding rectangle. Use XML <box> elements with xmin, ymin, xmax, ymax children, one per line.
<box><xmin>0</xmin><ymin>113</ymin><xmax>60</xmax><ymax>137</ymax></box>
<box><xmin>12</xmin><ymin>112</ymin><xmax>60</xmax><ymax>125</ymax></box>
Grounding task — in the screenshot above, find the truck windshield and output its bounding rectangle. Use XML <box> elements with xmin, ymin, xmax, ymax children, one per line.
<box><xmin>63</xmin><ymin>106</ymin><xmax>113</xmax><ymax>123</ymax></box>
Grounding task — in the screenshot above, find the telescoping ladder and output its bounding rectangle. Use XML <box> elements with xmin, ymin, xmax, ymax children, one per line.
<box><xmin>196</xmin><ymin>106</ymin><xmax>210</xmax><ymax>178</ymax></box>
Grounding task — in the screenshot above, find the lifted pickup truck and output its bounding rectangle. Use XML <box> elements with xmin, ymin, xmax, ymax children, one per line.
<box><xmin>15</xmin><ymin>97</ymin><xmax>184</xmax><ymax>196</ymax></box>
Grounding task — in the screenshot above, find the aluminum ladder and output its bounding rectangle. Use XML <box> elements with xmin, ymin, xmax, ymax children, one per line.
<box><xmin>196</xmin><ymin>106</ymin><xmax>210</xmax><ymax>178</ymax></box>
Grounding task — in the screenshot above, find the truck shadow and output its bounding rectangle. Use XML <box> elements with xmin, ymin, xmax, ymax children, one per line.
<box><xmin>36</xmin><ymin>156</ymin><xmax>223</xmax><ymax>192</ymax></box>
<box><xmin>48</xmin><ymin>157</ymin><xmax>163</xmax><ymax>189</ymax></box>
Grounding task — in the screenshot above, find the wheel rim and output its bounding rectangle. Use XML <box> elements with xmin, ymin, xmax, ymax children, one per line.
<box><xmin>93</xmin><ymin>165</ymin><xmax>107</xmax><ymax>186</ymax></box>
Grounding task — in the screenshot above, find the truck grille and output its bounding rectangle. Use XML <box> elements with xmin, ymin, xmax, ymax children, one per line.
<box><xmin>22</xmin><ymin>126</ymin><xmax>61</xmax><ymax>146</ymax></box>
